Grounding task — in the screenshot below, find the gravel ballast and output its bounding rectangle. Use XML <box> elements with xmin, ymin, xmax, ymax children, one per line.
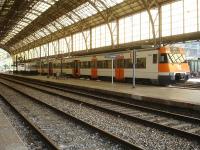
<box><xmin>0</xmin><ymin>83</ymin><xmax>124</xmax><ymax>150</ymax></box>
<box><xmin>0</xmin><ymin>78</ymin><xmax>200</xmax><ymax>150</ymax></box>
<box><xmin>0</xmin><ymin>97</ymin><xmax>49</xmax><ymax>150</ymax></box>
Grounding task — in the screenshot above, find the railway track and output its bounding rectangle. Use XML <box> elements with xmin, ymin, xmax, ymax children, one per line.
<box><xmin>0</xmin><ymin>89</ymin><xmax>60</xmax><ymax>150</ymax></box>
<box><xmin>0</xmin><ymin>78</ymin><xmax>142</xmax><ymax>150</ymax></box>
<box><xmin>0</xmin><ymin>75</ymin><xmax>200</xmax><ymax>147</ymax></box>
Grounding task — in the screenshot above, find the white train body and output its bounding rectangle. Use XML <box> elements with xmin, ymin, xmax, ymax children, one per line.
<box><xmin>23</xmin><ymin>47</ymin><xmax>190</xmax><ymax>84</ymax></box>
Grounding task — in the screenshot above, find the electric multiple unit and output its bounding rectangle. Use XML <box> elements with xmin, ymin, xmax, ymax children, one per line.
<box><xmin>24</xmin><ymin>46</ymin><xmax>190</xmax><ymax>85</ymax></box>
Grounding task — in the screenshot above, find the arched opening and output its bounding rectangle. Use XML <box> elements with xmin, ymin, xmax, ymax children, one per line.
<box><xmin>0</xmin><ymin>48</ymin><xmax>13</xmax><ymax>72</ymax></box>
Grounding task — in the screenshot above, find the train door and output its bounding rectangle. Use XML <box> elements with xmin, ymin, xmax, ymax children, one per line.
<box><xmin>49</xmin><ymin>62</ymin><xmax>53</xmax><ymax>76</ymax></box>
<box><xmin>73</xmin><ymin>60</ymin><xmax>80</xmax><ymax>77</ymax></box>
<box><xmin>91</xmin><ymin>57</ymin><xmax>97</xmax><ymax>79</ymax></box>
<box><xmin>115</xmin><ymin>56</ymin><xmax>124</xmax><ymax>81</ymax></box>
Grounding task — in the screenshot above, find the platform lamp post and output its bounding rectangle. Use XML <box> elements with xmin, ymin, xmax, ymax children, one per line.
<box><xmin>105</xmin><ymin>55</ymin><xmax>116</xmax><ymax>85</ymax></box>
<box><xmin>111</xmin><ymin>57</ymin><xmax>114</xmax><ymax>84</ymax></box>
<box><xmin>132</xmin><ymin>50</ymin><xmax>136</xmax><ymax>88</ymax></box>
<box><xmin>40</xmin><ymin>46</ymin><xmax>42</xmax><ymax>76</ymax></box>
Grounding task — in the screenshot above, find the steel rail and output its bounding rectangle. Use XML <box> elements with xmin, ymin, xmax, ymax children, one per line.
<box><xmin>1</xmin><ymin>75</ymin><xmax>200</xmax><ymax>140</ymax></box>
<box><xmin>0</xmin><ymin>91</ymin><xmax>59</xmax><ymax>150</ymax></box>
<box><xmin>1</xmin><ymin>75</ymin><xmax>200</xmax><ymax>142</ymax></box>
<box><xmin>1</xmin><ymin>75</ymin><xmax>200</xmax><ymax>123</ymax></box>
<box><xmin>0</xmin><ymin>80</ymin><xmax>143</xmax><ymax>150</ymax></box>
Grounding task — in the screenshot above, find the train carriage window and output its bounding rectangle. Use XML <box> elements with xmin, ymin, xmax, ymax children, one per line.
<box><xmin>86</xmin><ymin>61</ymin><xmax>90</xmax><ymax>68</ymax></box>
<box><xmin>124</xmin><ymin>59</ymin><xmax>132</xmax><ymax>68</ymax></box>
<box><xmin>67</xmin><ymin>63</ymin><xmax>71</xmax><ymax>68</ymax></box>
<box><xmin>63</xmin><ymin>63</ymin><xmax>66</xmax><ymax>68</ymax></box>
<box><xmin>98</xmin><ymin>60</ymin><xmax>109</xmax><ymax>68</ymax></box>
<box><xmin>97</xmin><ymin>61</ymin><xmax>103</xmax><ymax>68</ymax></box>
<box><xmin>91</xmin><ymin>61</ymin><xmax>97</xmax><ymax>68</ymax></box>
<box><xmin>114</xmin><ymin>59</ymin><xmax>124</xmax><ymax>68</ymax></box>
<box><xmin>81</xmin><ymin>62</ymin><xmax>84</xmax><ymax>68</ymax></box>
<box><xmin>159</xmin><ymin>54</ymin><xmax>168</xmax><ymax>63</ymax></box>
<box><xmin>153</xmin><ymin>54</ymin><xmax>158</xmax><ymax>64</ymax></box>
<box><xmin>70</xmin><ymin>62</ymin><xmax>74</xmax><ymax>68</ymax></box>
<box><xmin>54</xmin><ymin>63</ymin><xmax>57</xmax><ymax>68</ymax></box>
<box><xmin>77</xmin><ymin>62</ymin><xmax>80</xmax><ymax>68</ymax></box>
<box><xmin>81</xmin><ymin>61</ymin><xmax>90</xmax><ymax>68</ymax></box>
<box><xmin>57</xmin><ymin>63</ymin><xmax>61</xmax><ymax>68</ymax></box>
<box><xmin>80</xmin><ymin>62</ymin><xmax>84</xmax><ymax>68</ymax></box>
<box><xmin>53</xmin><ymin>63</ymin><xmax>56</xmax><ymax>68</ymax></box>
<box><xmin>105</xmin><ymin>60</ymin><xmax>112</xmax><ymax>68</ymax></box>
<box><xmin>119</xmin><ymin>59</ymin><xmax>124</xmax><ymax>68</ymax></box>
<box><xmin>88</xmin><ymin>61</ymin><xmax>91</xmax><ymax>68</ymax></box>
<box><xmin>136</xmin><ymin>58</ymin><xmax>146</xmax><ymax>68</ymax></box>
<box><xmin>63</xmin><ymin>63</ymin><xmax>67</xmax><ymax>68</ymax></box>
<box><xmin>114</xmin><ymin>60</ymin><xmax>117</xmax><ymax>68</ymax></box>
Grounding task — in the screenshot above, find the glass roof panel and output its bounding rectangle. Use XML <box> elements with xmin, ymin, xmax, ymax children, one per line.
<box><xmin>12</xmin><ymin>27</ymin><xmax>21</xmax><ymax>33</ymax></box>
<box><xmin>33</xmin><ymin>1</ymin><xmax>51</xmax><ymax>13</ymax></box>
<box><xmin>56</xmin><ymin>15</ymin><xmax>74</xmax><ymax>27</ymax></box>
<box><xmin>101</xmin><ymin>0</ymin><xmax>123</xmax><ymax>8</ymax></box>
<box><xmin>74</xmin><ymin>2</ymin><xmax>97</xmax><ymax>19</ymax></box>
<box><xmin>29</xmin><ymin>9</ymin><xmax>42</xmax><ymax>16</ymax></box>
<box><xmin>36</xmin><ymin>29</ymin><xmax>47</xmax><ymax>37</ymax></box>
<box><xmin>27</xmin><ymin>35</ymin><xmax>35</xmax><ymax>41</ymax></box>
<box><xmin>21</xmin><ymin>17</ymin><xmax>32</xmax><ymax>24</ymax></box>
<box><xmin>68</xmin><ymin>12</ymin><xmax>80</xmax><ymax>22</ymax></box>
<box><xmin>90</xmin><ymin>0</ymin><xmax>106</xmax><ymax>11</ymax></box>
<box><xmin>0</xmin><ymin>0</ymin><xmax>58</xmax><ymax>45</ymax></box>
<box><xmin>46</xmin><ymin>23</ymin><xmax>58</xmax><ymax>32</ymax></box>
<box><xmin>18</xmin><ymin>21</ymin><xmax>29</xmax><ymax>27</ymax></box>
<box><xmin>22</xmin><ymin>39</ymin><xmax>30</xmax><ymax>45</ymax></box>
<box><xmin>42</xmin><ymin>28</ymin><xmax>51</xmax><ymax>35</ymax></box>
<box><xmin>25</xmin><ymin>12</ymin><xmax>38</xmax><ymax>20</ymax></box>
<box><xmin>9</xmin><ymin>0</ymin><xmax>125</xmax><ymax>50</ymax></box>
<box><xmin>34</xmin><ymin>33</ymin><xmax>42</xmax><ymax>39</ymax></box>
<box><xmin>44</xmin><ymin>0</ymin><xmax>58</xmax><ymax>5</ymax></box>
<box><xmin>52</xmin><ymin>21</ymin><xmax>63</xmax><ymax>30</ymax></box>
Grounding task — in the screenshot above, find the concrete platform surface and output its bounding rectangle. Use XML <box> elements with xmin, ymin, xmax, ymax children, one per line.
<box><xmin>6</xmin><ymin>74</ymin><xmax>200</xmax><ymax>111</ymax></box>
<box><xmin>0</xmin><ymin>108</ymin><xmax>27</xmax><ymax>150</ymax></box>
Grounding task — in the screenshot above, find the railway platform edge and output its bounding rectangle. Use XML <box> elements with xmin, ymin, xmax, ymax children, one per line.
<box><xmin>0</xmin><ymin>107</ymin><xmax>28</xmax><ymax>150</ymax></box>
<box><xmin>2</xmin><ymin>73</ymin><xmax>200</xmax><ymax>112</ymax></box>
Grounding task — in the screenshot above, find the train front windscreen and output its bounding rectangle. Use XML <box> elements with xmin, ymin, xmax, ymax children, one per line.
<box><xmin>159</xmin><ymin>53</ymin><xmax>187</xmax><ymax>64</ymax></box>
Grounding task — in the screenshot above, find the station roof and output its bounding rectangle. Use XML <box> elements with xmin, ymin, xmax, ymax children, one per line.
<box><xmin>0</xmin><ymin>0</ymin><xmax>173</xmax><ymax>54</ymax></box>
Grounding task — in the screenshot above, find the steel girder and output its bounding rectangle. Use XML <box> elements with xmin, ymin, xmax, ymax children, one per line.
<box><xmin>1</xmin><ymin>0</ymin><xmax>177</xmax><ymax>54</ymax></box>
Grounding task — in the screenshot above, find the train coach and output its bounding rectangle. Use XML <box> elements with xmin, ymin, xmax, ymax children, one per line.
<box><xmin>28</xmin><ymin>46</ymin><xmax>190</xmax><ymax>85</ymax></box>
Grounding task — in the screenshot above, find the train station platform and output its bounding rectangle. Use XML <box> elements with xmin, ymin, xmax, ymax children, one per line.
<box><xmin>2</xmin><ymin>73</ymin><xmax>200</xmax><ymax>112</ymax></box>
<box><xmin>0</xmin><ymin>108</ymin><xmax>27</xmax><ymax>150</ymax></box>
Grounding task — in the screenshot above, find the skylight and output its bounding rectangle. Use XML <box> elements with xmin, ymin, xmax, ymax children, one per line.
<box><xmin>10</xmin><ymin>0</ymin><xmax>124</xmax><ymax>50</ymax></box>
<box><xmin>0</xmin><ymin>0</ymin><xmax>59</xmax><ymax>45</ymax></box>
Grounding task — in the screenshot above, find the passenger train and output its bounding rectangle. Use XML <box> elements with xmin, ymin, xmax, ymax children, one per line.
<box><xmin>22</xmin><ymin>46</ymin><xmax>190</xmax><ymax>85</ymax></box>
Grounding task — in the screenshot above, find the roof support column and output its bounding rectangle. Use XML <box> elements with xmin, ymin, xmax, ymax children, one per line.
<box><xmin>140</xmin><ymin>0</ymin><xmax>158</xmax><ymax>48</ymax></box>
<box><xmin>116</xmin><ymin>18</ymin><xmax>119</xmax><ymax>47</ymax></box>
<box><xmin>63</xmin><ymin>34</ymin><xmax>71</xmax><ymax>57</ymax></box>
<box><xmin>71</xmin><ymin>34</ymin><xmax>73</xmax><ymax>55</ymax></box>
<box><xmin>81</xmin><ymin>29</ymin><xmax>88</xmax><ymax>52</ymax></box>
<box><xmin>197</xmin><ymin>0</ymin><xmax>199</xmax><ymax>31</ymax></box>
<box><xmin>90</xmin><ymin>27</ymin><xmax>92</xmax><ymax>50</ymax></box>
<box><xmin>88</xmin><ymin>0</ymin><xmax>115</xmax><ymax>48</ymax></box>
<box><xmin>47</xmin><ymin>42</ymin><xmax>50</xmax><ymax>77</ymax></box>
<box><xmin>158</xmin><ymin>5</ymin><xmax>162</xmax><ymax>47</ymax></box>
<box><xmin>40</xmin><ymin>45</ymin><xmax>42</xmax><ymax>75</ymax></box>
